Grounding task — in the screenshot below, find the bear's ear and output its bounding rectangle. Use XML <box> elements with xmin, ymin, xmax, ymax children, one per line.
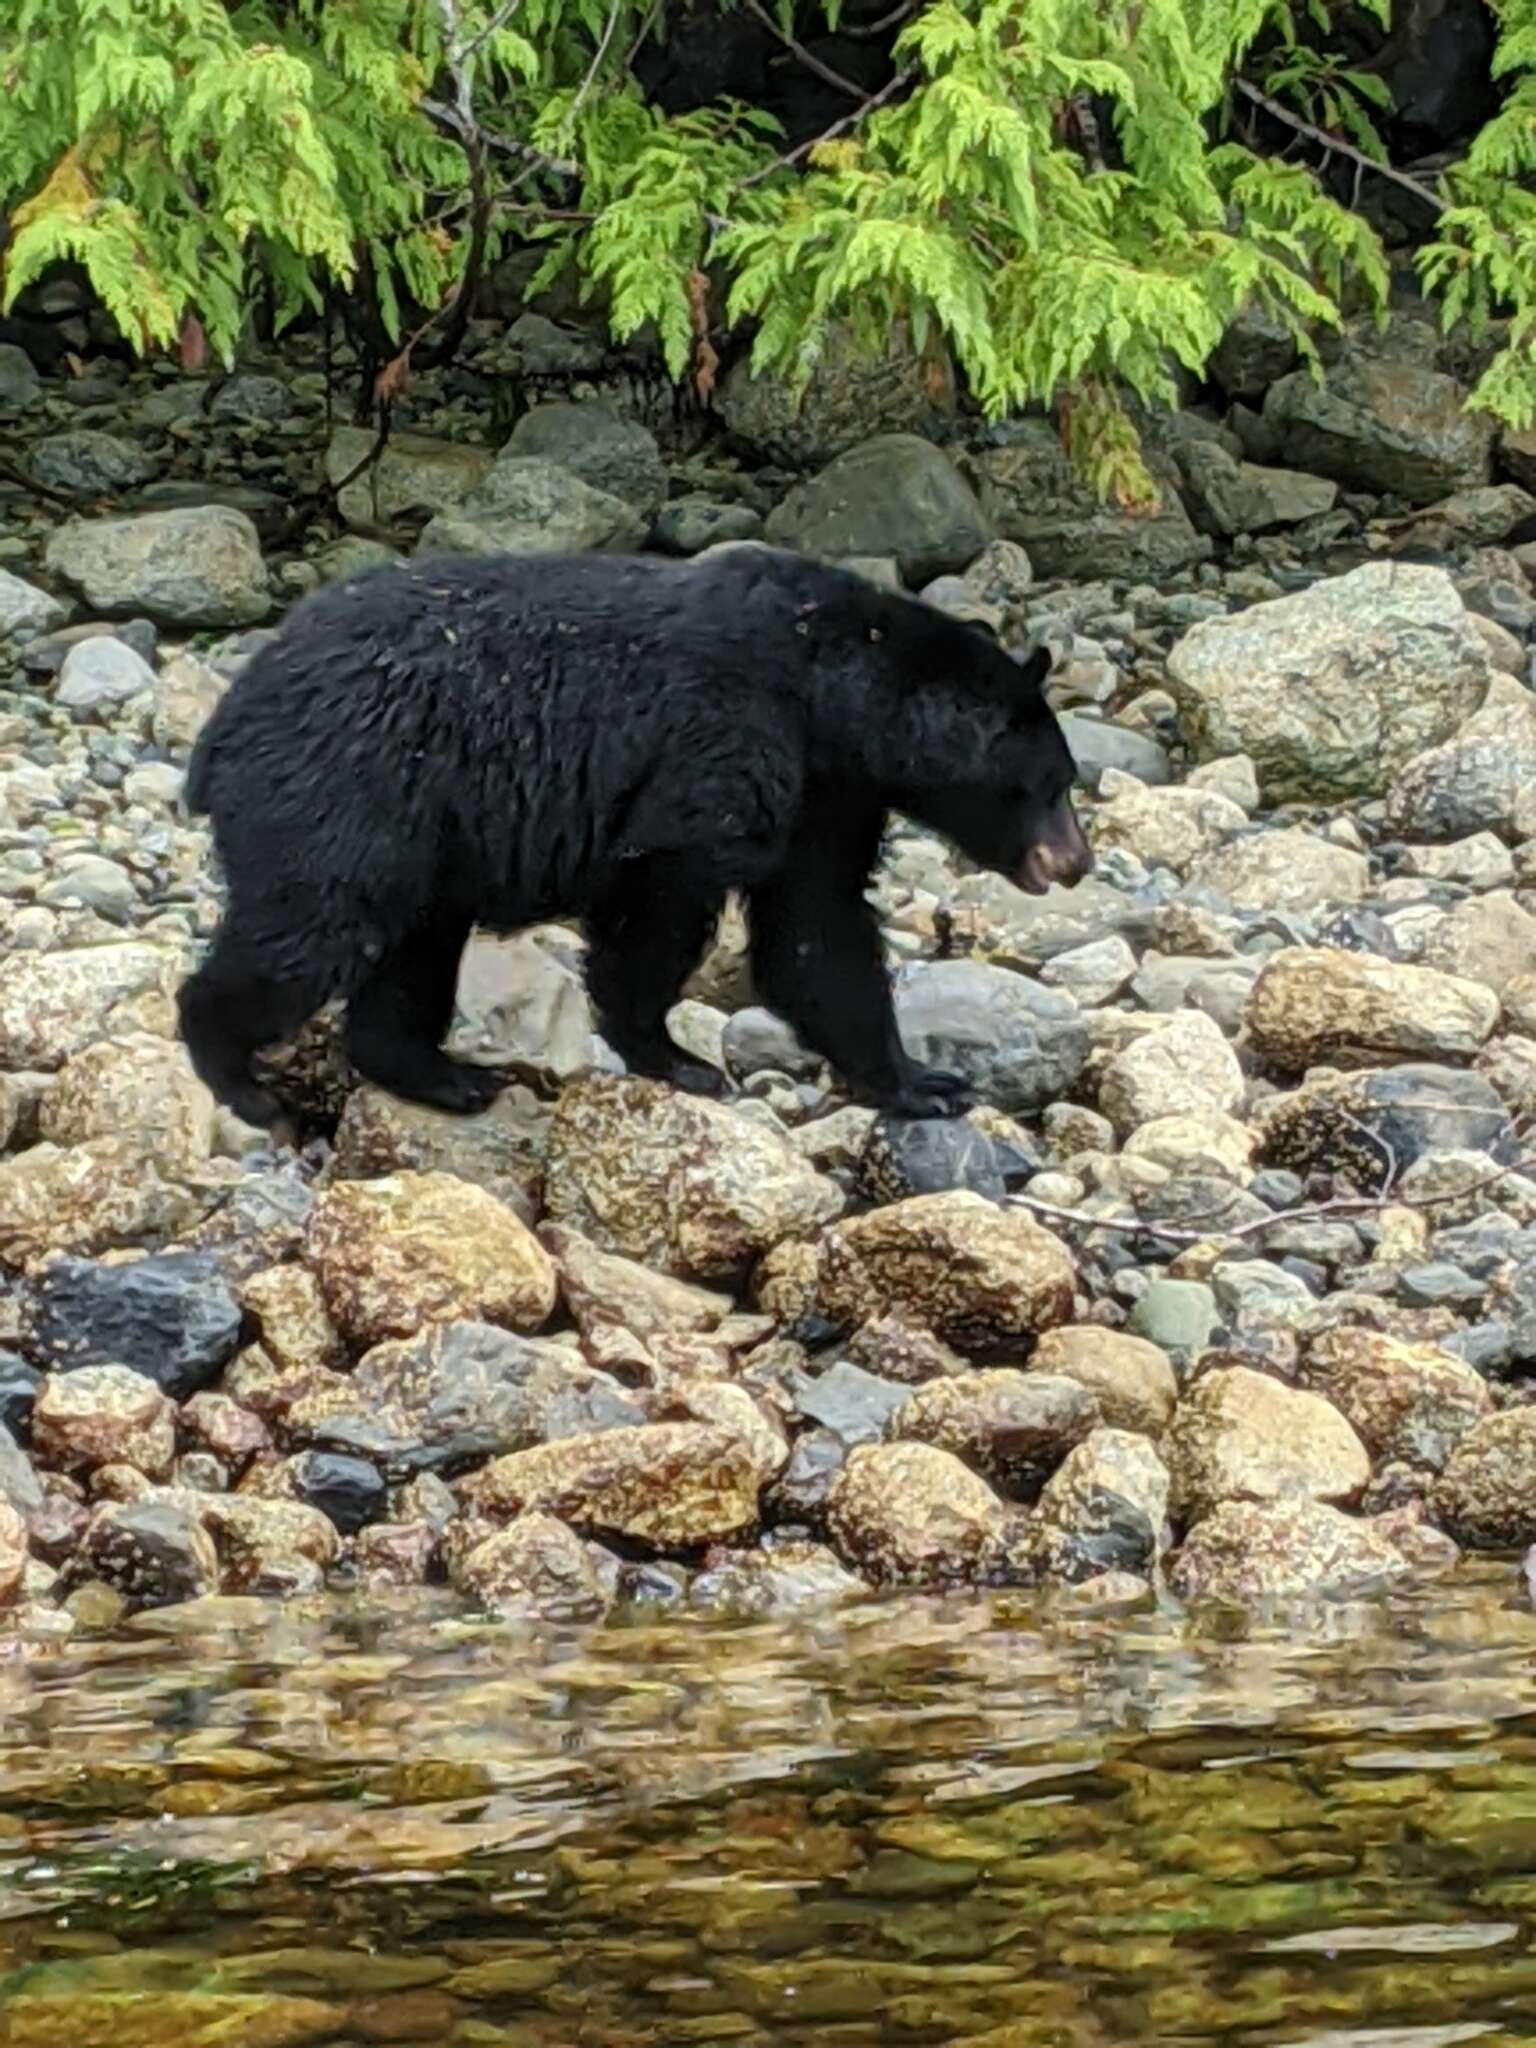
<box><xmin>959</xmin><ymin>629</ymin><xmax>1051</xmax><ymax>708</ymax></box>
<box><xmin>1014</xmin><ymin>641</ymin><xmax>1052</xmax><ymax>690</ymax></box>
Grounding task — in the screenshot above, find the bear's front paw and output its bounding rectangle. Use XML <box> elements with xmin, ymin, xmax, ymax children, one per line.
<box><xmin>874</xmin><ymin>1066</ymin><xmax>975</xmax><ymax>1119</ymax></box>
<box><xmin>620</xmin><ymin>1040</ymin><xmax>730</xmax><ymax>1099</ymax></box>
<box><xmin>669</xmin><ymin>1058</ymin><xmax>729</xmax><ymax>1099</ymax></box>
<box><xmin>383</xmin><ymin>1057</ymin><xmax>508</xmax><ymax>1116</ymax></box>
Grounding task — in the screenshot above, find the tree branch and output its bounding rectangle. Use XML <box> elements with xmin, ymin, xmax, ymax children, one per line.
<box><xmin>1232</xmin><ymin>76</ymin><xmax>1447</xmax><ymax>216</ymax></box>
<box><xmin>567</xmin><ymin>0</ymin><xmax>625</xmax><ymax>131</ymax></box>
<box><xmin>841</xmin><ymin>0</ymin><xmax>920</xmax><ymax>36</ymax></box>
<box><xmin>735</xmin><ymin>63</ymin><xmax>915</xmax><ymax>191</ymax></box>
<box><xmin>745</xmin><ymin>0</ymin><xmax>870</xmax><ymax>103</ymax></box>
<box><xmin>455</xmin><ymin>0</ymin><xmax>526</xmax><ymax>72</ymax></box>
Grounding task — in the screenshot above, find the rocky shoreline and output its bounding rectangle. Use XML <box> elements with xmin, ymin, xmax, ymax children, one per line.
<box><xmin>4</xmin><ymin>282</ymin><xmax>1536</xmax><ymax>1638</ymax></box>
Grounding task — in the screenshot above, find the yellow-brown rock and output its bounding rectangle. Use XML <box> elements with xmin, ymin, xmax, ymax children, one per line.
<box><xmin>754</xmin><ymin>1190</ymin><xmax>1074</xmax><ymax>1350</ymax></box>
<box><xmin>305</xmin><ymin>1170</ymin><xmax>557</xmax><ymax>1346</ymax></box>
<box><xmin>1300</xmin><ymin>1326</ymin><xmax>1491</xmax><ymax>1471</ymax></box>
<box><xmin>826</xmin><ymin>1441</ymin><xmax>1009</xmax><ymax>1585</ymax></box>
<box><xmin>1246</xmin><ymin>947</ymin><xmax>1498</xmax><ymax>1072</ymax></box>
<box><xmin>1163</xmin><ymin>1364</ymin><xmax>1370</xmax><ymax>1524</ymax></box>
<box><xmin>543</xmin><ymin>1074</ymin><xmax>842</xmax><ymax>1278</ymax></box>
<box><xmin>457</xmin><ymin>1423</ymin><xmax>760</xmax><ymax>1547</ymax></box>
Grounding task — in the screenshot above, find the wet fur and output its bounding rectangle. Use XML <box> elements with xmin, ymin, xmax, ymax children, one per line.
<box><xmin>179</xmin><ymin>545</ymin><xmax>1083</xmax><ymax>1125</ymax></box>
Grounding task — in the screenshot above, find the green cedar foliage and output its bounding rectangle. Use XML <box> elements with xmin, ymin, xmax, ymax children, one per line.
<box><xmin>0</xmin><ymin>1</ymin><xmax>1531</xmax><ymax>495</ymax></box>
<box><xmin>1420</xmin><ymin>0</ymin><xmax>1536</xmax><ymax>427</ymax></box>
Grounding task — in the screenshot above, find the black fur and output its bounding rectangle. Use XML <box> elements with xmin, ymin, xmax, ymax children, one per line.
<box><xmin>179</xmin><ymin>545</ymin><xmax>1090</xmax><ymax>1126</ymax></box>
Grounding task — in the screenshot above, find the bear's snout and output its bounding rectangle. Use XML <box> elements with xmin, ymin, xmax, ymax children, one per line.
<box><xmin>1016</xmin><ymin>796</ymin><xmax>1094</xmax><ymax>896</ymax></box>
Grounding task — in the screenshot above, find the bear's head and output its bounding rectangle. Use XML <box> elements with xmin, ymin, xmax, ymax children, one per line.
<box><xmin>816</xmin><ymin>578</ymin><xmax>1094</xmax><ymax>900</ymax></box>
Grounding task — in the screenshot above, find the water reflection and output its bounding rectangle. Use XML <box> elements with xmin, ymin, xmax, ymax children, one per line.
<box><xmin>4</xmin><ymin>1570</ymin><xmax>1536</xmax><ymax>2042</ymax></box>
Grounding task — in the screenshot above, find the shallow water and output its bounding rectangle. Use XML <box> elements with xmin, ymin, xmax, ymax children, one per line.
<box><xmin>6</xmin><ymin>1572</ymin><xmax>1536</xmax><ymax>2044</ymax></box>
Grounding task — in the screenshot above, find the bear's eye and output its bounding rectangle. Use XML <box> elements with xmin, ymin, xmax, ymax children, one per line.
<box><xmin>867</xmin><ymin>626</ymin><xmax>884</xmax><ymax>643</ymax></box>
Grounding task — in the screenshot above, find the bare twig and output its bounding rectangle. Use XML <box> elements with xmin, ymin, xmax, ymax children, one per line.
<box><xmin>267</xmin><ymin>411</ymin><xmax>395</xmax><ymax>552</ymax></box>
<box><xmin>427</xmin><ymin>0</ymin><xmax>496</xmax><ymax>369</ymax></box>
<box><xmin>455</xmin><ymin>0</ymin><xmax>526</xmax><ymax>72</ymax></box>
<box><xmin>1007</xmin><ymin>1106</ymin><xmax>1531</xmax><ymax>1248</ymax></box>
<box><xmin>745</xmin><ymin>0</ymin><xmax>870</xmax><ymax>102</ymax></box>
<box><xmin>421</xmin><ymin>98</ymin><xmax>580</xmax><ymax>181</ymax></box>
<box><xmin>624</xmin><ymin>0</ymin><xmax>662</xmax><ymax>69</ymax></box>
<box><xmin>0</xmin><ymin>457</ymin><xmax>83</xmax><ymax>511</ymax></box>
<box><xmin>735</xmin><ymin>63</ymin><xmax>915</xmax><ymax>190</ymax></box>
<box><xmin>1232</xmin><ymin>76</ymin><xmax>1447</xmax><ymax>215</ymax></box>
<box><xmin>841</xmin><ymin>0</ymin><xmax>921</xmax><ymax>35</ymax></box>
<box><xmin>567</xmin><ymin>0</ymin><xmax>625</xmax><ymax>131</ymax></box>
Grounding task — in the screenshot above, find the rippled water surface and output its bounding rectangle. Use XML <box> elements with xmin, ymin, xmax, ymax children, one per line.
<box><xmin>7</xmin><ymin>1571</ymin><xmax>1536</xmax><ymax>2043</ymax></box>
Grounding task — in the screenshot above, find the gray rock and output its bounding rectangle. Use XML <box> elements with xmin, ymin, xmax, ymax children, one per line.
<box><xmin>1131</xmin><ymin>956</ymin><xmax>1259</xmax><ymax>1037</ymax></box>
<box><xmin>948</xmin><ymin>870</ymin><xmax>1158</xmax><ymax>961</ymax></box>
<box><xmin>55</xmin><ymin>634</ymin><xmax>155</xmax><ymax>714</ymax></box>
<box><xmin>1385</xmin><ymin>678</ymin><xmax>1536</xmax><ymax>841</ymax></box>
<box><xmin>1178</xmin><ymin>441</ymin><xmax>1339</xmax><ymax>536</ymax></box>
<box><xmin>21</xmin><ymin>616</ymin><xmax>157</xmax><ymax>675</ymax></box>
<box><xmin>1421</xmin><ymin>890</ymin><xmax>1536</xmax><ymax>996</ymax></box>
<box><xmin>0</xmin><ymin>1421</ymin><xmax>41</xmax><ymax>1520</ymax></box>
<box><xmin>765</xmin><ymin>434</ymin><xmax>991</xmax><ymax>584</ymax></box>
<box><xmin>1059</xmin><ymin>711</ymin><xmax>1172</xmax><ymax>789</ymax></box>
<box><xmin>38</xmin><ymin>855</ymin><xmax>139</xmax><ymax>921</ymax></box>
<box><xmin>1264</xmin><ymin>354</ymin><xmax>1496</xmax><ymax>504</ymax></box>
<box><xmin>1167</xmin><ymin>562</ymin><xmax>1490</xmax><ymax>802</ymax></box>
<box><xmin>419</xmin><ymin>456</ymin><xmax>645</xmax><ymax>557</ymax></box>
<box><xmin>314</xmin><ymin>536</ymin><xmax>401</xmax><ymax>584</ymax></box>
<box><xmin>961</xmin><ymin>538</ymin><xmax>1035</xmax><ymax>615</ymax></box>
<box><xmin>208</xmin><ymin>373</ymin><xmax>292</xmax><ymax>423</ymax></box>
<box><xmin>653</xmin><ymin>497</ymin><xmax>763</xmax><ymax>554</ymax></box>
<box><xmin>1401</xmin><ymin>482</ymin><xmax>1536</xmax><ymax>546</ymax></box>
<box><xmin>488</xmin><ymin>312</ymin><xmax>608</xmax><ymax>377</ymax></box>
<box><xmin>45</xmin><ymin>507</ymin><xmax>272</xmax><ymax>628</ymax></box>
<box><xmin>326</xmin><ymin>426</ymin><xmax>493</xmax><ymax>529</ymax></box>
<box><xmin>1209</xmin><ymin>304</ymin><xmax>1300</xmax><ymax>399</ymax></box>
<box><xmin>967</xmin><ymin>423</ymin><xmax>1210</xmax><ymax>581</ymax></box>
<box><xmin>721</xmin><ymin>1006</ymin><xmax>821</xmax><ymax>1080</ymax></box>
<box><xmin>1261</xmin><ymin>1064</ymin><xmax>1513</xmax><ymax>1188</ymax></box>
<box><xmin>0</xmin><ymin>567</ymin><xmax>67</xmax><ymax>644</ymax></box>
<box><xmin>1038</xmin><ymin>1428</ymin><xmax>1170</xmax><ymax>1572</ymax></box>
<box><xmin>32</xmin><ymin>429</ymin><xmax>155</xmax><ymax>496</ymax></box>
<box><xmin>69</xmin><ymin>1497</ymin><xmax>221</xmax><ymax>1610</ymax></box>
<box><xmin>720</xmin><ymin>321</ymin><xmax>955</xmax><ymax>467</ymax></box>
<box><xmin>450</xmin><ymin>931</ymin><xmax>596</xmax><ymax>1082</ymax></box>
<box><xmin>1211</xmin><ymin>1258</ymin><xmax>1317</xmax><ymax>1334</ymax></box>
<box><xmin>1129</xmin><ymin>1278</ymin><xmax>1219</xmax><ymax>1362</ymax></box>
<box><xmin>891</xmin><ymin>961</ymin><xmax>1088</xmax><ymax>1114</ymax></box>
<box><xmin>0</xmin><ymin>343</ymin><xmax>41</xmax><ymax>412</ymax></box>
<box><xmin>290</xmin><ymin>1320</ymin><xmax>637</xmax><ymax>1475</ymax></box>
<box><xmin>1038</xmin><ymin>934</ymin><xmax>1138</xmax><ymax>1005</ymax></box>
<box><xmin>507</xmin><ymin>401</ymin><xmax>666</xmax><ymax>518</ymax></box>
<box><xmin>856</xmin><ymin>1114</ymin><xmax>1039</xmax><ymax>1204</ymax></box>
<box><xmin>796</xmin><ymin>1360</ymin><xmax>913</xmax><ymax>1445</ymax></box>
<box><xmin>24</xmin><ymin>1250</ymin><xmax>243</xmax><ymax>1402</ymax></box>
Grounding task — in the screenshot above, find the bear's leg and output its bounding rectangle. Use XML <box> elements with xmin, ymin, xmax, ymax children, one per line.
<box><xmin>179</xmin><ymin>931</ymin><xmax>333</xmax><ymax>1129</ymax></box>
<box><xmin>586</xmin><ymin>863</ymin><xmax>728</xmax><ymax>1096</ymax></box>
<box><xmin>344</xmin><ymin>918</ymin><xmax>504</xmax><ymax>1114</ymax></box>
<box><xmin>748</xmin><ymin>813</ymin><xmax>974</xmax><ymax>1118</ymax></box>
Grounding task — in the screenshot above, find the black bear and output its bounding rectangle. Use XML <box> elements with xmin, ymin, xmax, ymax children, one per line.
<box><xmin>178</xmin><ymin>544</ymin><xmax>1092</xmax><ymax>1128</ymax></box>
